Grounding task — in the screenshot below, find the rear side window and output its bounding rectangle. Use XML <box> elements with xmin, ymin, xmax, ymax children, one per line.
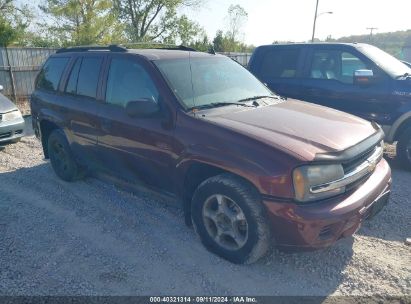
<box><xmin>65</xmin><ymin>58</ymin><xmax>81</xmax><ymax>94</ymax></box>
<box><xmin>77</xmin><ymin>57</ymin><xmax>103</xmax><ymax>98</ymax></box>
<box><xmin>64</xmin><ymin>57</ymin><xmax>102</xmax><ymax>98</ymax></box>
<box><xmin>37</xmin><ymin>57</ymin><xmax>69</xmax><ymax>91</ymax></box>
<box><xmin>259</xmin><ymin>49</ymin><xmax>300</xmax><ymax>79</ymax></box>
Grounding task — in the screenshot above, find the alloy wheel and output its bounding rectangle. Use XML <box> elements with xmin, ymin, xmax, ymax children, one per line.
<box><xmin>202</xmin><ymin>194</ymin><xmax>248</xmax><ymax>250</ymax></box>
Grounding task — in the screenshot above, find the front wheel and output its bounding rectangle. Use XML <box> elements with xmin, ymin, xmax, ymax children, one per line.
<box><xmin>397</xmin><ymin>126</ymin><xmax>411</xmax><ymax>171</ymax></box>
<box><xmin>191</xmin><ymin>174</ymin><xmax>272</xmax><ymax>264</ymax></box>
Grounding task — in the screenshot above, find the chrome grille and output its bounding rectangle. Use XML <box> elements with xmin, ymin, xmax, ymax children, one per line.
<box><xmin>310</xmin><ymin>144</ymin><xmax>383</xmax><ymax>194</ymax></box>
<box><xmin>342</xmin><ymin>145</ymin><xmax>378</xmax><ymax>174</ymax></box>
<box><xmin>0</xmin><ymin>132</ymin><xmax>12</xmax><ymax>139</ymax></box>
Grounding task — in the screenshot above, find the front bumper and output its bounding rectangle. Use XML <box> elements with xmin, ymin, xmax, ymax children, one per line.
<box><xmin>263</xmin><ymin>158</ymin><xmax>391</xmax><ymax>251</ymax></box>
<box><xmin>0</xmin><ymin>117</ymin><xmax>25</xmax><ymax>144</ymax></box>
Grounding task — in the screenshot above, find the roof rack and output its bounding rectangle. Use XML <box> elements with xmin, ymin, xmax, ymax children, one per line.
<box><xmin>120</xmin><ymin>43</ymin><xmax>197</xmax><ymax>52</ymax></box>
<box><xmin>56</xmin><ymin>45</ymin><xmax>127</xmax><ymax>53</ymax></box>
<box><xmin>56</xmin><ymin>43</ymin><xmax>197</xmax><ymax>54</ymax></box>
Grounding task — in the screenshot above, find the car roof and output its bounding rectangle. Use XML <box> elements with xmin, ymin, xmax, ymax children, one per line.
<box><xmin>126</xmin><ymin>49</ymin><xmax>224</xmax><ymax>60</ymax></box>
<box><xmin>53</xmin><ymin>47</ymin><xmax>224</xmax><ymax>61</ymax></box>
<box><xmin>256</xmin><ymin>42</ymin><xmax>370</xmax><ymax>49</ymax></box>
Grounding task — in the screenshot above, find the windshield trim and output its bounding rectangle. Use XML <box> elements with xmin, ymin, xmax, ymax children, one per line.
<box><xmin>150</xmin><ymin>60</ymin><xmax>192</xmax><ymax>112</ymax></box>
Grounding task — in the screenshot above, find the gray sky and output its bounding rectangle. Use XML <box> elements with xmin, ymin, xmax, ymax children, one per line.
<box><xmin>182</xmin><ymin>0</ymin><xmax>411</xmax><ymax>45</ymax></box>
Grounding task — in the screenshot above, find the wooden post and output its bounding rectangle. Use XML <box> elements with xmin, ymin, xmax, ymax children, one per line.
<box><xmin>5</xmin><ymin>47</ymin><xmax>17</xmax><ymax>103</ymax></box>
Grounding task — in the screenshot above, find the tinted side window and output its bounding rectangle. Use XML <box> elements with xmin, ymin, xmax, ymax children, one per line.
<box><xmin>341</xmin><ymin>52</ymin><xmax>367</xmax><ymax>83</ymax></box>
<box><xmin>65</xmin><ymin>58</ymin><xmax>82</xmax><ymax>94</ymax></box>
<box><xmin>106</xmin><ymin>58</ymin><xmax>159</xmax><ymax>108</ymax></box>
<box><xmin>259</xmin><ymin>49</ymin><xmax>300</xmax><ymax>78</ymax></box>
<box><xmin>310</xmin><ymin>50</ymin><xmax>367</xmax><ymax>84</ymax></box>
<box><xmin>77</xmin><ymin>57</ymin><xmax>103</xmax><ymax>98</ymax></box>
<box><xmin>37</xmin><ymin>57</ymin><xmax>69</xmax><ymax>91</ymax></box>
<box><xmin>310</xmin><ymin>50</ymin><xmax>339</xmax><ymax>80</ymax></box>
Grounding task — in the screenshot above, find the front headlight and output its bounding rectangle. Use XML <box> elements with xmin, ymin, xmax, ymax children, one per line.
<box><xmin>1</xmin><ymin>110</ymin><xmax>22</xmax><ymax>122</ymax></box>
<box><xmin>293</xmin><ymin>164</ymin><xmax>345</xmax><ymax>202</ymax></box>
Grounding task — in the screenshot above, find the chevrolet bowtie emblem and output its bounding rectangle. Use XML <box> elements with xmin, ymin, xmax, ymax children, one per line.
<box><xmin>368</xmin><ymin>160</ymin><xmax>377</xmax><ymax>172</ymax></box>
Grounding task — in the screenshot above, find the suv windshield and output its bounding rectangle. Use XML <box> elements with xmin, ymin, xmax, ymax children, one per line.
<box><xmin>154</xmin><ymin>55</ymin><xmax>275</xmax><ymax>109</ymax></box>
<box><xmin>358</xmin><ymin>45</ymin><xmax>411</xmax><ymax>78</ymax></box>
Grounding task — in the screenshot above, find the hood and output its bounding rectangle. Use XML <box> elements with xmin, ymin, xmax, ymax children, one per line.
<box><xmin>0</xmin><ymin>93</ymin><xmax>17</xmax><ymax>113</ymax></box>
<box><xmin>202</xmin><ymin>99</ymin><xmax>379</xmax><ymax>161</ymax></box>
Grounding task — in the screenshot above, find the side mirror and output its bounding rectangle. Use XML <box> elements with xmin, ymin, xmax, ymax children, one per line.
<box><xmin>0</xmin><ymin>85</ymin><xmax>3</xmax><ymax>92</ymax></box>
<box><xmin>354</xmin><ymin>69</ymin><xmax>374</xmax><ymax>86</ymax></box>
<box><xmin>126</xmin><ymin>98</ymin><xmax>159</xmax><ymax>118</ymax></box>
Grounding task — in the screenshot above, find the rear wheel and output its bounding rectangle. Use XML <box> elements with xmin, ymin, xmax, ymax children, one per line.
<box><xmin>47</xmin><ymin>129</ymin><xmax>83</xmax><ymax>181</ymax></box>
<box><xmin>191</xmin><ymin>173</ymin><xmax>271</xmax><ymax>264</ymax></box>
<box><xmin>397</xmin><ymin>126</ymin><xmax>411</xmax><ymax>171</ymax></box>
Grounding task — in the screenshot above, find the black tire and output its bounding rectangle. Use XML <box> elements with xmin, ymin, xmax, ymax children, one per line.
<box><xmin>47</xmin><ymin>129</ymin><xmax>82</xmax><ymax>182</ymax></box>
<box><xmin>397</xmin><ymin>126</ymin><xmax>411</xmax><ymax>171</ymax></box>
<box><xmin>191</xmin><ymin>173</ymin><xmax>272</xmax><ymax>264</ymax></box>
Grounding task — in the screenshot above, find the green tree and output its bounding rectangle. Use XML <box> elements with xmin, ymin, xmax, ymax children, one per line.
<box><xmin>334</xmin><ymin>30</ymin><xmax>411</xmax><ymax>58</ymax></box>
<box><xmin>25</xmin><ymin>34</ymin><xmax>61</xmax><ymax>48</ymax></box>
<box><xmin>226</xmin><ymin>4</ymin><xmax>247</xmax><ymax>42</ymax></box>
<box><xmin>39</xmin><ymin>0</ymin><xmax>122</xmax><ymax>46</ymax></box>
<box><xmin>176</xmin><ymin>15</ymin><xmax>203</xmax><ymax>45</ymax></box>
<box><xmin>212</xmin><ymin>30</ymin><xmax>224</xmax><ymax>52</ymax></box>
<box><xmin>0</xmin><ymin>0</ymin><xmax>32</xmax><ymax>46</ymax></box>
<box><xmin>189</xmin><ymin>33</ymin><xmax>211</xmax><ymax>52</ymax></box>
<box><xmin>114</xmin><ymin>0</ymin><xmax>202</xmax><ymax>43</ymax></box>
<box><xmin>0</xmin><ymin>18</ymin><xmax>17</xmax><ymax>46</ymax></box>
<box><xmin>212</xmin><ymin>4</ymin><xmax>250</xmax><ymax>52</ymax></box>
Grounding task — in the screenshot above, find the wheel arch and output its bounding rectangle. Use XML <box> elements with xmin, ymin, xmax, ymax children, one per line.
<box><xmin>179</xmin><ymin>160</ymin><xmax>263</xmax><ymax>226</ymax></box>
<box><xmin>39</xmin><ymin>119</ymin><xmax>61</xmax><ymax>158</ymax></box>
<box><xmin>385</xmin><ymin>112</ymin><xmax>411</xmax><ymax>142</ymax></box>
<box><xmin>393</xmin><ymin>116</ymin><xmax>411</xmax><ymax>142</ymax></box>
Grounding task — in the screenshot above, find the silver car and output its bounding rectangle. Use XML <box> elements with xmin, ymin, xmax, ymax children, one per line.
<box><xmin>0</xmin><ymin>85</ymin><xmax>25</xmax><ymax>146</ymax></box>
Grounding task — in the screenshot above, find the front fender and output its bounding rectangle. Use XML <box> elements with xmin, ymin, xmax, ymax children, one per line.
<box><xmin>175</xmin><ymin>143</ymin><xmax>295</xmax><ymax>199</ymax></box>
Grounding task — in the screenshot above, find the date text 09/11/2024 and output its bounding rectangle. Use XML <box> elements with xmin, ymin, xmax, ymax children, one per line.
<box><xmin>149</xmin><ymin>296</ymin><xmax>257</xmax><ymax>303</ymax></box>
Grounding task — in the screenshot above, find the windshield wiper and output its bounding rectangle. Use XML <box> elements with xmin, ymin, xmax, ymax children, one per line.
<box><xmin>190</xmin><ymin>102</ymin><xmax>256</xmax><ymax>110</ymax></box>
<box><xmin>396</xmin><ymin>72</ymin><xmax>411</xmax><ymax>79</ymax></box>
<box><xmin>236</xmin><ymin>95</ymin><xmax>280</xmax><ymax>103</ymax></box>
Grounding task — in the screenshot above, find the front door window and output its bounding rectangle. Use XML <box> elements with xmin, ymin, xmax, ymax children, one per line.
<box><xmin>310</xmin><ymin>50</ymin><xmax>368</xmax><ymax>84</ymax></box>
<box><xmin>106</xmin><ymin>58</ymin><xmax>159</xmax><ymax>109</ymax></box>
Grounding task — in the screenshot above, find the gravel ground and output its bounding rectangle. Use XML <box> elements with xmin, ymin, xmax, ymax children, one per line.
<box><xmin>0</xmin><ymin>133</ymin><xmax>410</xmax><ymax>296</ymax></box>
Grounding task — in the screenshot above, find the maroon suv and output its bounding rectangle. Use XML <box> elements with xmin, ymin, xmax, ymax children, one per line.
<box><xmin>31</xmin><ymin>45</ymin><xmax>391</xmax><ymax>264</ymax></box>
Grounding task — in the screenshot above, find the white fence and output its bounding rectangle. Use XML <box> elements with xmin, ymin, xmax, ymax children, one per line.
<box><xmin>219</xmin><ymin>52</ymin><xmax>252</xmax><ymax>67</ymax></box>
